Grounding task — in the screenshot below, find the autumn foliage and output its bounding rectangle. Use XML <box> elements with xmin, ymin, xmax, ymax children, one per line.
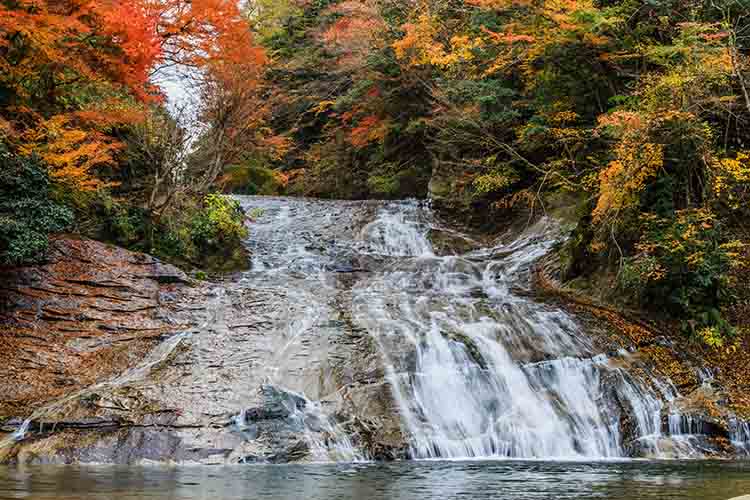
<box><xmin>3</xmin><ymin>0</ymin><xmax>750</xmax><ymax>342</ymax></box>
<box><xmin>251</xmin><ymin>0</ymin><xmax>750</xmax><ymax>344</ymax></box>
<box><xmin>1</xmin><ymin>0</ymin><xmax>270</xmax><ymax>267</ymax></box>
<box><xmin>0</xmin><ymin>0</ymin><xmax>266</xmax><ymax>191</ymax></box>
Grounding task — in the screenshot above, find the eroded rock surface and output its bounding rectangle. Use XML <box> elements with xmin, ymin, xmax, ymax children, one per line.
<box><xmin>0</xmin><ymin>201</ymin><xmax>407</xmax><ymax>464</ymax></box>
<box><xmin>2</xmin><ymin>197</ymin><xmax>749</xmax><ymax>465</ymax></box>
<box><xmin>0</xmin><ymin>237</ymin><xmax>190</xmax><ymax>419</ymax></box>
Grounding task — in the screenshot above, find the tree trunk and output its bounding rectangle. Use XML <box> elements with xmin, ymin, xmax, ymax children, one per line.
<box><xmin>729</xmin><ymin>34</ymin><xmax>750</xmax><ymax>115</ymax></box>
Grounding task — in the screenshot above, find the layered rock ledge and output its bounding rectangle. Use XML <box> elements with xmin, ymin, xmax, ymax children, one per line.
<box><xmin>0</xmin><ymin>237</ymin><xmax>404</xmax><ymax>464</ymax></box>
<box><xmin>0</xmin><ymin>237</ymin><xmax>191</xmax><ymax>419</ymax></box>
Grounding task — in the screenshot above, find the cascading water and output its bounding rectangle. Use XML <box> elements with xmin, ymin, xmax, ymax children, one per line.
<box><xmin>6</xmin><ymin>196</ymin><xmax>748</xmax><ymax>464</ymax></box>
<box><xmin>348</xmin><ymin>201</ymin><xmax>707</xmax><ymax>459</ymax></box>
<box><xmin>731</xmin><ymin>419</ymin><xmax>750</xmax><ymax>455</ymax></box>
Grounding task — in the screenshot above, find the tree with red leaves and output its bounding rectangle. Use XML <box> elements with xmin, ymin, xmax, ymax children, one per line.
<box><xmin>0</xmin><ymin>0</ymin><xmax>267</xmax><ymax>190</ymax></box>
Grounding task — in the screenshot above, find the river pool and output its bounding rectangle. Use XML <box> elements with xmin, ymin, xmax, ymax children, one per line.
<box><xmin>1</xmin><ymin>460</ymin><xmax>749</xmax><ymax>500</ymax></box>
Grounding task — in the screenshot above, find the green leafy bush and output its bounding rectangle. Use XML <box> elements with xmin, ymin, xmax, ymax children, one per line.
<box><xmin>366</xmin><ymin>174</ymin><xmax>399</xmax><ymax>197</ymax></box>
<box><xmin>139</xmin><ymin>194</ymin><xmax>249</xmax><ymax>271</ymax></box>
<box><xmin>0</xmin><ymin>145</ymin><xmax>73</xmax><ymax>266</ymax></box>
<box><xmin>90</xmin><ymin>193</ymin><xmax>148</xmax><ymax>248</ymax></box>
<box><xmin>222</xmin><ymin>162</ymin><xmax>285</xmax><ymax>195</ymax></box>
<box><xmin>472</xmin><ymin>164</ymin><xmax>520</xmax><ymax>197</ymax></box>
<box><xmin>366</xmin><ymin>164</ymin><xmax>429</xmax><ymax>199</ymax></box>
<box><xmin>620</xmin><ymin>209</ymin><xmax>741</xmax><ymax>341</ymax></box>
<box><xmin>85</xmin><ymin>191</ymin><xmax>249</xmax><ymax>272</ymax></box>
<box><xmin>190</xmin><ymin>194</ymin><xmax>249</xmax><ymax>250</ymax></box>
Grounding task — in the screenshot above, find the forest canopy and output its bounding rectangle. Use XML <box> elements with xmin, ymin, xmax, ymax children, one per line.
<box><xmin>250</xmin><ymin>0</ymin><xmax>750</xmax><ymax>346</ymax></box>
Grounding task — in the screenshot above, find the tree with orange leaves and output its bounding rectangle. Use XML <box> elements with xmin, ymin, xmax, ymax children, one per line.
<box><xmin>0</xmin><ymin>0</ymin><xmax>266</xmax><ymax>191</ymax></box>
<box><xmin>0</xmin><ymin>0</ymin><xmax>271</xmax><ymax>266</ymax></box>
<box><xmin>191</xmin><ymin>49</ymin><xmax>283</xmax><ymax>190</ymax></box>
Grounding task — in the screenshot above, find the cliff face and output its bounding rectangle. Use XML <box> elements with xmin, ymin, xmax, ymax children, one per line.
<box><xmin>0</xmin><ymin>237</ymin><xmax>191</xmax><ymax>419</ymax></box>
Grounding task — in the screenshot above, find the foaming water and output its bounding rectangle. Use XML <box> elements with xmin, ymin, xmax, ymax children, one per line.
<box><xmin>346</xmin><ymin>201</ymin><xmax>728</xmax><ymax>460</ymax></box>
<box><xmin>731</xmin><ymin>419</ymin><xmax>750</xmax><ymax>455</ymax></box>
<box><xmin>358</xmin><ymin>206</ymin><xmax>434</xmax><ymax>257</ymax></box>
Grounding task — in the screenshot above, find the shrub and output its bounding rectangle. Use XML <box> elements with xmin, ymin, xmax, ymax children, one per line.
<box><xmin>620</xmin><ymin>209</ymin><xmax>741</xmax><ymax>342</ymax></box>
<box><xmin>222</xmin><ymin>162</ymin><xmax>285</xmax><ymax>195</ymax></box>
<box><xmin>366</xmin><ymin>164</ymin><xmax>429</xmax><ymax>199</ymax></box>
<box><xmin>91</xmin><ymin>193</ymin><xmax>148</xmax><ymax>248</ymax></box>
<box><xmin>190</xmin><ymin>194</ymin><xmax>248</xmax><ymax>250</ymax></box>
<box><xmin>140</xmin><ymin>194</ymin><xmax>249</xmax><ymax>271</ymax></box>
<box><xmin>0</xmin><ymin>145</ymin><xmax>73</xmax><ymax>266</ymax></box>
<box><xmin>472</xmin><ymin>166</ymin><xmax>519</xmax><ymax>197</ymax></box>
<box><xmin>367</xmin><ymin>174</ymin><xmax>400</xmax><ymax>197</ymax></box>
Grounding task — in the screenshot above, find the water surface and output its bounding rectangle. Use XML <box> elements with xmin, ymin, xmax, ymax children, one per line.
<box><xmin>1</xmin><ymin>461</ymin><xmax>749</xmax><ymax>500</ymax></box>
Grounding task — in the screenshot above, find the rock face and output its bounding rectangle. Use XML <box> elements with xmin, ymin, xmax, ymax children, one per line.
<box><xmin>0</xmin><ymin>237</ymin><xmax>190</xmax><ymax>420</ymax></box>
<box><xmin>0</xmin><ymin>227</ymin><xmax>406</xmax><ymax>464</ymax></box>
<box><xmin>3</xmin><ymin>197</ymin><xmax>749</xmax><ymax>465</ymax></box>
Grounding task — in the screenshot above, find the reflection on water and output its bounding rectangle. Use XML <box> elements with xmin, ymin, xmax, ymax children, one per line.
<box><xmin>1</xmin><ymin>461</ymin><xmax>749</xmax><ymax>500</ymax></box>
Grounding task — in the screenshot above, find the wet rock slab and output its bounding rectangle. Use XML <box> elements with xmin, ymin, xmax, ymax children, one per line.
<box><xmin>0</xmin><ymin>225</ymin><xmax>406</xmax><ymax>464</ymax></box>
<box><xmin>5</xmin><ymin>196</ymin><xmax>748</xmax><ymax>464</ymax></box>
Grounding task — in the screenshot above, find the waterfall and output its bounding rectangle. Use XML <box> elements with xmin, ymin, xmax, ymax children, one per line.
<box><xmin>349</xmin><ymin>201</ymin><xmax>721</xmax><ymax>460</ymax></box>
<box><xmin>730</xmin><ymin>419</ymin><xmax>750</xmax><ymax>455</ymax></box>
<box><xmin>7</xmin><ymin>196</ymin><xmax>747</xmax><ymax>463</ymax></box>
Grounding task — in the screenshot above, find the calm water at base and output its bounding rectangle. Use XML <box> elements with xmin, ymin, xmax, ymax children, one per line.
<box><xmin>1</xmin><ymin>461</ymin><xmax>749</xmax><ymax>500</ymax></box>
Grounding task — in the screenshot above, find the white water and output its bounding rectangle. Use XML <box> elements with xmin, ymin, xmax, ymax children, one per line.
<box><xmin>348</xmin><ymin>201</ymin><xmax>733</xmax><ymax>460</ymax></box>
<box><xmin>730</xmin><ymin>419</ymin><xmax>750</xmax><ymax>455</ymax></box>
